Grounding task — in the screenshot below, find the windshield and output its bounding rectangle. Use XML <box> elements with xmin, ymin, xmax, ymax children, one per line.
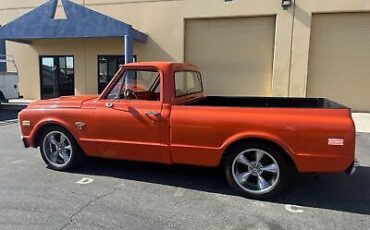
<box><xmin>174</xmin><ymin>71</ymin><xmax>203</xmax><ymax>97</ymax></box>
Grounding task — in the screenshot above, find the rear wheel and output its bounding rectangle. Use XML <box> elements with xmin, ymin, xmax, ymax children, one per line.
<box><xmin>40</xmin><ymin>126</ymin><xmax>83</xmax><ymax>171</ymax></box>
<box><xmin>224</xmin><ymin>142</ymin><xmax>288</xmax><ymax>199</ymax></box>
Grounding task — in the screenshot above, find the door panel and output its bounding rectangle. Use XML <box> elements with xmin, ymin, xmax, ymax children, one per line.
<box><xmin>3</xmin><ymin>73</ymin><xmax>18</xmax><ymax>99</ymax></box>
<box><xmin>94</xmin><ymin>100</ymin><xmax>164</xmax><ymax>162</ymax></box>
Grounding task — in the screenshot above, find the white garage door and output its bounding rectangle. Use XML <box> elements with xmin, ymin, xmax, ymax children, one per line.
<box><xmin>307</xmin><ymin>13</ymin><xmax>370</xmax><ymax>111</ymax></box>
<box><xmin>185</xmin><ymin>16</ymin><xmax>275</xmax><ymax>96</ymax></box>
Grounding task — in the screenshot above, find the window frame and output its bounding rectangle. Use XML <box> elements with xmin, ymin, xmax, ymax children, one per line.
<box><xmin>173</xmin><ymin>70</ymin><xmax>203</xmax><ymax>98</ymax></box>
<box><xmin>103</xmin><ymin>68</ymin><xmax>162</xmax><ymax>102</ymax></box>
<box><xmin>39</xmin><ymin>55</ymin><xmax>75</xmax><ymax>99</ymax></box>
<box><xmin>97</xmin><ymin>55</ymin><xmax>137</xmax><ymax>93</ymax></box>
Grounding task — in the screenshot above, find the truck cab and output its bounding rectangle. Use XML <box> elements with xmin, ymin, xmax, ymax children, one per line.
<box><xmin>92</xmin><ymin>62</ymin><xmax>203</xmax><ymax>164</ymax></box>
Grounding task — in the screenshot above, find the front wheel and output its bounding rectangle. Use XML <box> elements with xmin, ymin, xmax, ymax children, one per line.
<box><xmin>40</xmin><ymin>126</ymin><xmax>83</xmax><ymax>171</ymax></box>
<box><xmin>224</xmin><ymin>142</ymin><xmax>289</xmax><ymax>199</ymax></box>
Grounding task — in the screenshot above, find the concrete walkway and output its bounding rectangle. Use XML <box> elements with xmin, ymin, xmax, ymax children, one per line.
<box><xmin>9</xmin><ymin>99</ymin><xmax>35</xmax><ymax>105</ymax></box>
<box><xmin>352</xmin><ymin>113</ymin><xmax>370</xmax><ymax>133</ymax></box>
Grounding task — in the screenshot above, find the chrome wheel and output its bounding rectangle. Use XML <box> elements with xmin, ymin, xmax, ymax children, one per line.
<box><xmin>232</xmin><ymin>148</ymin><xmax>280</xmax><ymax>195</ymax></box>
<box><xmin>42</xmin><ymin>131</ymin><xmax>73</xmax><ymax>168</ymax></box>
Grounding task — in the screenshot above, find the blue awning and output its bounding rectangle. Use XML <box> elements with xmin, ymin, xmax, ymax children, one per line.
<box><xmin>0</xmin><ymin>0</ymin><xmax>147</xmax><ymax>42</ymax></box>
<box><xmin>0</xmin><ymin>0</ymin><xmax>147</xmax><ymax>70</ymax></box>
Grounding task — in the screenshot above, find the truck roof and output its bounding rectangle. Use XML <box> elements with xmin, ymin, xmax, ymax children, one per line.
<box><xmin>121</xmin><ymin>61</ymin><xmax>200</xmax><ymax>72</ymax></box>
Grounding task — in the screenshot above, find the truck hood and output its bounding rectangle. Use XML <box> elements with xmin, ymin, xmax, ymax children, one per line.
<box><xmin>27</xmin><ymin>95</ymin><xmax>99</xmax><ymax>109</ymax></box>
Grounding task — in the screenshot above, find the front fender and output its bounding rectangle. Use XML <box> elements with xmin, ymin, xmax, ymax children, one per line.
<box><xmin>28</xmin><ymin>118</ymin><xmax>78</xmax><ymax>147</ymax></box>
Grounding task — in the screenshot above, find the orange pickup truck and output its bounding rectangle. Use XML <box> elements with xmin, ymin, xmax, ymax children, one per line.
<box><xmin>18</xmin><ymin>62</ymin><xmax>358</xmax><ymax>199</ymax></box>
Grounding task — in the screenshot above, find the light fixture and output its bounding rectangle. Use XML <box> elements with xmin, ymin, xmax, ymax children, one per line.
<box><xmin>281</xmin><ymin>0</ymin><xmax>292</xmax><ymax>9</ymax></box>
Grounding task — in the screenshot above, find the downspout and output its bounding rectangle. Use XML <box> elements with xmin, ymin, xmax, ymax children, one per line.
<box><xmin>0</xmin><ymin>26</ymin><xmax>7</xmax><ymax>72</ymax></box>
<box><xmin>287</xmin><ymin>0</ymin><xmax>296</xmax><ymax>97</ymax></box>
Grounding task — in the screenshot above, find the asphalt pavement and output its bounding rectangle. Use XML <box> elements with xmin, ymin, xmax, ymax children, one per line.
<box><xmin>0</xmin><ymin>105</ymin><xmax>369</xmax><ymax>230</ymax></box>
<box><xmin>0</xmin><ymin>103</ymin><xmax>26</xmax><ymax>123</ymax></box>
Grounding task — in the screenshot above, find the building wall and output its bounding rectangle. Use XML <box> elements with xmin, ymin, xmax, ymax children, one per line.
<box><xmin>5</xmin><ymin>38</ymin><xmax>124</xmax><ymax>99</ymax></box>
<box><xmin>0</xmin><ymin>0</ymin><xmax>369</xmax><ymax>102</ymax></box>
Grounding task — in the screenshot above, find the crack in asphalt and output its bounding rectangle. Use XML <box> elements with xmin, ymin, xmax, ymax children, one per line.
<box><xmin>59</xmin><ymin>184</ymin><xmax>124</xmax><ymax>230</ymax></box>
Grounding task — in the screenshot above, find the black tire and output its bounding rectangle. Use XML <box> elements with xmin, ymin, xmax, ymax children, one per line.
<box><xmin>0</xmin><ymin>91</ymin><xmax>5</xmax><ymax>103</ymax></box>
<box><xmin>224</xmin><ymin>142</ymin><xmax>289</xmax><ymax>200</ymax></box>
<box><xmin>39</xmin><ymin>126</ymin><xmax>84</xmax><ymax>171</ymax></box>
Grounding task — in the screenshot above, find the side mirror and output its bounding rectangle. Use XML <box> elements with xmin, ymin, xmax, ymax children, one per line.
<box><xmin>105</xmin><ymin>102</ymin><xmax>114</xmax><ymax>108</ymax></box>
<box><xmin>106</xmin><ymin>93</ymin><xmax>119</xmax><ymax>108</ymax></box>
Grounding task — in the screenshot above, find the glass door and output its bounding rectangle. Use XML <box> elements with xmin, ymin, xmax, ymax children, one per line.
<box><xmin>97</xmin><ymin>55</ymin><xmax>136</xmax><ymax>93</ymax></box>
<box><xmin>40</xmin><ymin>56</ymin><xmax>74</xmax><ymax>99</ymax></box>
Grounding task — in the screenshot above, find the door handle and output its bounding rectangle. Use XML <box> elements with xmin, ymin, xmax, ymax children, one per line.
<box><xmin>145</xmin><ymin>111</ymin><xmax>161</xmax><ymax>117</ymax></box>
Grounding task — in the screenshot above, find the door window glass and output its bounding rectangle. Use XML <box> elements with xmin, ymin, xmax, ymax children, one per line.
<box><xmin>107</xmin><ymin>70</ymin><xmax>160</xmax><ymax>101</ymax></box>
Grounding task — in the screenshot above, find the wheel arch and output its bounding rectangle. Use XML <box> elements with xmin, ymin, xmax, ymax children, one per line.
<box><xmin>220</xmin><ymin>136</ymin><xmax>297</xmax><ymax>169</ymax></box>
<box><xmin>33</xmin><ymin>121</ymin><xmax>78</xmax><ymax>148</ymax></box>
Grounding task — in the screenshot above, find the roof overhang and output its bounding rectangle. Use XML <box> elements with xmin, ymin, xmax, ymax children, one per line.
<box><xmin>0</xmin><ymin>0</ymin><xmax>148</xmax><ymax>44</ymax></box>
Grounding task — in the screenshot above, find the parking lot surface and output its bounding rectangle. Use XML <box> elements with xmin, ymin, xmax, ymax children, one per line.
<box><xmin>0</xmin><ymin>105</ymin><xmax>369</xmax><ymax>230</ymax></box>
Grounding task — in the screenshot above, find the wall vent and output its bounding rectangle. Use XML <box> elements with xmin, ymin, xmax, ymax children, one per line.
<box><xmin>52</xmin><ymin>0</ymin><xmax>67</xmax><ymax>19</ymax></box>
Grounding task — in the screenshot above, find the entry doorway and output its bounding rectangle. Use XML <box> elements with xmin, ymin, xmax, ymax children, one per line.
<box><xmin>40</xmin><ymin>56</ymin><xmax>75</xmax><ymax>99</ymax></box>
<box><xmin>97</xmin><ymin>55</ymin><xmax>136</xmax><ymax>93</ymax></box>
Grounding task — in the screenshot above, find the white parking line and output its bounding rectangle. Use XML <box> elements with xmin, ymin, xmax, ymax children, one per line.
<box><xmin>284</xmin><ymin>204</ymin><xmax>304</xmax><ymax>213</ymax></box>
<box><xmin>253</xmin><ymin>201</ymin><xmax>265</xmax><ymax>207</ymax></box>
<box><xmin>11</xmin><ymin>160</ymin><xmax>23</xmax><ymax>164</ymax></box>
<box><xmin>76</xmin><ymin>178</ymin><xmax>94</xmax><ymax>185</ymax></box>
<box><xmin>174</xmin><ymin>188</ymin><xmax>185</xmax><ymax>197</ymax></box>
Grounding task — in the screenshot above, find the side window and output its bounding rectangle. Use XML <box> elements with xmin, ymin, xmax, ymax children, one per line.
<box><xmin>174</xmin><ymin>71</ymin><xmax>203</xmax><ymax>97</ymax></box>
<box><xmin>107</xmin><ymin>70</ymin><xmax>160</xmax><ymax>101</ymax></box>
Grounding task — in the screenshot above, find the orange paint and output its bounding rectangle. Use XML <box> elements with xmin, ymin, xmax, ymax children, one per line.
<box><xmin>19</xmin><ymin>62</ymin><xmax>356</xmax><ymax>173</ymax></box>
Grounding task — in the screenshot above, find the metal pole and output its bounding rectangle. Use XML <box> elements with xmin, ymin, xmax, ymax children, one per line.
<box><xmin>124</xmin><ymin>34</ymin><xmax>133</xmax><ymax>64</ymax></box>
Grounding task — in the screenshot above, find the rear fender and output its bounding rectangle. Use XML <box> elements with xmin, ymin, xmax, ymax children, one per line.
<box><xmin>220</xmin><ymin>131</ymin><xmax>296</xmax><ymax>164</ymax></box>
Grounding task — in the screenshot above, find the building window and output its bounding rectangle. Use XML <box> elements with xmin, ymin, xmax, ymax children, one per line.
<box><xmin>97</xmin><ymin>55</ymin><xmax>137</xmax><ymax>93</ymax></box>
<box><xmin>40</xmin><ymin>56</ymin><xmax>74</xmax><ymax>99</ymax></box>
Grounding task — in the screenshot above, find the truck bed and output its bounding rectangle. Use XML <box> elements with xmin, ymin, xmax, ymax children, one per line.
<box><xmin>186</xmin><ymin>96</ymin><xmax>347</xmax><ymax>109</ymax></box>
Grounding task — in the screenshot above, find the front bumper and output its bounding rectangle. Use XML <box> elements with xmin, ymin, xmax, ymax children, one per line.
<box><xmin>345</xmin><ymin>158</ymin><xmax>360</xmax><ymax>175</ymax></box>
<box><xmin>21</xmin><ymin>136</ymin><xmax>30</xmax><ymax>148</ymax></box>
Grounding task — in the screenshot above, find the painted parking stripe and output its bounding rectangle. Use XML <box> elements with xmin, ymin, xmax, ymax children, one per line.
<box><xmin>174</xmin><ymin>188</ymin><xmax>185</xmax><ymax>197</ymax></box>
<box><xmin>76</xmin><ymin>178</ymin><xmax>94</xmax><ymax>185</ymax></box>
<box><xmin>11</xmin><ymin>160</ymin><xmax>23</xmax><ymax>164</ymax></box>
<box><xmin>253</xmin><ymin>201</ymin><xmax>265</xmax><ymax>207</ymax></box>
<box><xmin>285</xmin><ymin>204</ymin><xmax>304</xmax><ymax>213</ymax></box>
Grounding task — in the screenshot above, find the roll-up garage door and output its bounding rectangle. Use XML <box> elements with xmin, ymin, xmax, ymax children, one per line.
<box><xmin>307</xmin><ymin>13</ymin><xmax>370</xmax><ymax>111</ymax></box>
<box><xmin>185</xmin><ymin>16</ymin><xmax>275</xmax><ymax>96</ymax></box>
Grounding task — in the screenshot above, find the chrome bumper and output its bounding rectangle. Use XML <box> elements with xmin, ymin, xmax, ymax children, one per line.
<box><xmin>346</xmin><ymin>158</ymin><xmax>360</xmax><ymax>175</ymax></box>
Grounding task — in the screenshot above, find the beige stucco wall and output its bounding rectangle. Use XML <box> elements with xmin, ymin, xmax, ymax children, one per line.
<box><xmin>289</xmin><ymin>0</ymin><xmax>370</xmax><ymax>97</ymax></box>
<box><xmin>6</xmin><ymin>38</ymin><xmax>125</xmax><ymax>99</ymax></box>
<box><xmin>0</xmin><ymin>0</ymin><xmax>370</xmax><ymax>100</ymax></box>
